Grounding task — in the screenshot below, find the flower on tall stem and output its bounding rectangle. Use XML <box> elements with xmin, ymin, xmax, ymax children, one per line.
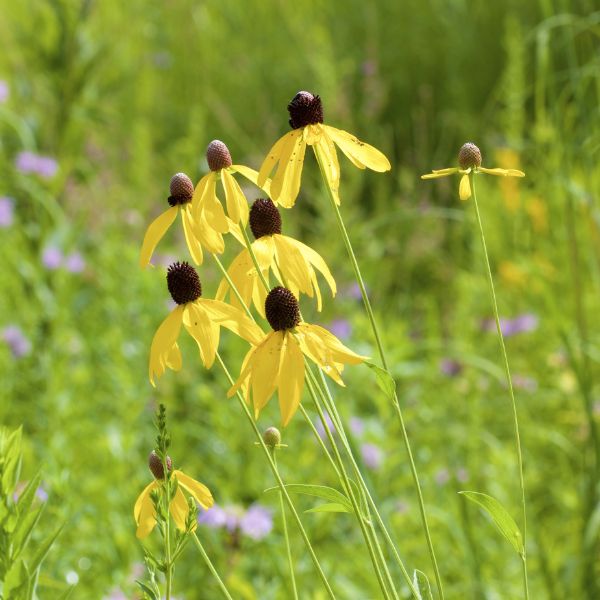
<box><xmin>229</xmin><ymin>287</ymin><xmax>367</xmax><ymax>426</ymax></box>
<box><xmin>140</xmin><ymin>173</ymin><xmax>226</xmax><ymax>268</ymax></box>
<box><xmin>257</xmin><ymin>91</ymin><xmax>391</xmax><ymax>207</ymax></box>
<box><xmin>192</xmin><ymin>140</ymin><xmax>270</xmax><ymax>229</ymax></box>
<box><xmin>217</xmin><ymin>198</ymin><xmax>336</xmax><ymax>315</ymax></box>
<box><xmin>149</xmin><ymin>262</ymin><xmax>263</xmax><ymax>385</ymax></box>
<box><xmin>134</xmin><ymin>451</ymin><xmax>213</xmax><ymax>539</ymax></box>
<box><xmin>421</xmin><ymin>142</ymin><xmax>525</xmax><ymax>201</ymax></box>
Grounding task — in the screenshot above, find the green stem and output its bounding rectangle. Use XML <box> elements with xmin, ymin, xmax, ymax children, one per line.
<box><xmin>470</xmin><ymin>173</ymin><xmax>529</xmax><ymax>599</ymax></box>
<box><xmin>241</xmin><ymin>224</ymin><xmax>271</xmax><ymax>291</ymax></box>
<box><xmin>212</xmin><ymin>253</ymin><xmax>254</xmax><ymax>320</ymax></box>
<box><xmin>215</xmin><ymin>352</ymin><xmax>336</xmax><ymax>599</ymax></box>
<box><xmin>305</xmin><ymin>373</ymin><xmax>396</xmax><ymax>600</ymax></box>
<box><xmin>191</xmin><ymin>533</ymin><xmax>234</xmax><ymax>600</ymax></box>
<box><xmin>164</xmin><ymin>473</ymin><xmax>173</xmax><ymax>599</ymax></box>
<box><xmin>314</xmin><ymin>148</ymin><xmax>444</xmax><ymax>599</ymax></box>
<box><xmin>272</xmin><ymin>451</ymin><xmax>299</xmax><ymax>600</ymax></box>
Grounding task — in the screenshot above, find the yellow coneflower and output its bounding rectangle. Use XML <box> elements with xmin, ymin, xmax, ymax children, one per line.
<box><xmin>229</xmin><ymin>287</ymin><xmax>367</xmax><ymax>426</ymax></box>
<box><xmin>216</xmin><ymin>198</ymin><xmax>335</xmax><ymax>316</ymax></box>
<box><xmin>257</xmin><ymin>91</ymin><xmax>391</xmax><ymax>208</ymax></box>
<box><xmin>421</xmin><ymin>142</ymin><xmax>525</xmax><ymax>201</ymax></box>
<box><xmin>192</xmin><ymin>140</ymin><xmax>270</xmax><ymax>229</ymax></box>
<box><xmin>134</xmin><ymin>451</ymin><xmax>213</xmax><ymax>539</ymax></box>
<box><xmin>140</xmin><ymin>173</ymin><xmax>226</xmax><ymax>267</ymax></box>
<box><xmin>149</xmin><ymin>261</ymin><xmax>263</xmax><ymax>385</ymax></box>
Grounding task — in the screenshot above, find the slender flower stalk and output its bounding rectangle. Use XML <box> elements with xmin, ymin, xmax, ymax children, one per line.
<box><xmin>470</xmin><ymin>174</ymin><xmax>529</xmax><ymax>599</ymax></box>
<box><xmin>313</xmin><ymin>148</ymin><xmax>445</xmax><ymax>599</ymax></box>
<box><xmin>191</xmin><ymin>532</ymin><xmax>234</xmax><ymax>600</ymax></box>
<box><xmin>215</xmin><ymin>352</ymin><xmax>336</xmax><ymax>599</ymax></box>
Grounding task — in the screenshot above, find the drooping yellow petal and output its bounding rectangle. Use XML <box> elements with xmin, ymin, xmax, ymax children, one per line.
<box><xmin>175</xmin><ymin>470</ymin><xmax>214</xmax><ymax>509</ymax></box>
<box><xmin>228</xmin><ymin>344</ymin><xmax>257</xmax><ymax>400</ymax></box>
<box><xmin>183</xmin><ymin>303</ymin><xmax>220</xmax><ymax>369</ymax></box>
<box><xmin>478</xmin><ymin>167</ymin><xmax>525</xmax><ymax>177</ymax></box>
<box><xmin>251</xmin><ymin>331</ymin><xmax>284</xmax><ymax>418</ymax></box>
<box><xmin>166</xmin><ymin>343</ymin><xmax>182</xmax><ymax>370</ymax></box>
<box><xmin>313</xmin><ymin>137</ymin><xmax>341</xmax><ymax>204</ymax></box>
<box><xmin>258</xmin><ymin>133</ymin><xmax>290</xmax><ymax>187</ymax></box>
<box><xmin>139</xmin><ymin>206</ymin><xmax>179</xmax><ymax>268</ymax></box>
<box><xmin>149</xmin><ymin>306</ymin><xmax>184</xmax><ymax>386</ymax></box>
<box><xmin>272</xmin><ymin>235</ymin><xmax>312</xmax><ymax>296</ymax></box>
<box><xmin>215</xmin><ymin>248</ymin><xmax>256</xmax><ymax>312</ymax></box>
<box><xmin>421</xmin><ymin>168</ymin><xmax>459</xmax><ymax>179</ymax></box>
<box><xmin>304</xmin><ymin>323</ymin><xmax>366</xmax><ymax>364</ymax></box>
<box><xmin>134</xmin><ymin>481</ymin><xmax>159</xmax><ymax>539</ymax></box>
<box><xmin>199</xmin><ymin>299</ymin><xmax>264</xmax><ymax>346</ymax></box>
<box><xmin>270</xmin><ymin>130</ymin><xmax>305</xmax><ymax>207</ymax></box>
<box><xmin>194</xmin><ymin>173</ymin><xmax>229</xmax><ymax>234</ymax></box>
<box><xmin>170</xmin><ymin>485</ymin><xmax>190</xmax><ymax>531</ymax></box>
<box><xmin>230</xmin><ymin>164</ymin><xmax>272</xmax><ymax>196</ymax></box>
<box><xmin>459</xmin><ymin>174</ymin><xmax>471</xmax><ymax>201</ymax></box>
<box><xmin>194</xmin><ymin>208</ymin><xmax>226</xmax><ymax>255</ymax></box>
<box><xmin>181</xmin><ymin>205</ymin><xmax>204</xmax><ymax>265</ymax></box>
<box><xmin>324</xmin><ymin>125</ymin><xmax>391</xmax><ymax>172</ymax></box>
<box><xmin>221</xmin><ymin>169</ymin><xmax>249</xmax><ymax>225</ymax></box>
<box><xmin>278</xmin><ymin>333</ymin><xmax>305</xmax><ymax>426</ymax></box>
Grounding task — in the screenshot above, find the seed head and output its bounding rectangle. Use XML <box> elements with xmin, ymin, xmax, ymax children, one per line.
<box><xmin>166</xmin><ymin>261</ymin><xmax>202</xmax><ymax>305</ymax></box>
<box><xmin>263</xmin><ymin>427</ymin><xmax>282</xmax><ymax>449</ymax></box>
<box><xmin>265</xmin><ymin>287</ymin><xmax>300</xmax><ymax>331</ymax></box>
<box><xmin>168</xmin><ymin>173</ymin><xmax>194</xmax><ymax>206</ymax></box>
<box><xmin>288</xmin><ymin>91</ymin><xmax>324</xmax><ymax>129</ymax></box>
<box><xmin>148</xmin><ymin>450</ymin><xmax>172</xmax><ymax>480</ymax></box>
<box><xmin>458</xmin><ymin>143</ymin><xmax>482</xmax><ymax>169</ymax></box>
<box><xmin>206</xmin><ymin>140</ymin><xmax>232</xmax><ymax>171</ymax></box>
<box><xmin>249</xmin><ymin>199</ymin><xmax>282</xmax><ymax>239</ymax></box>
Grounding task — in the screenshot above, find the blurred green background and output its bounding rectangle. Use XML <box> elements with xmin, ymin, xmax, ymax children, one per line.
<box><xmin>0</xmin><ymin>0</ymin><xmax>599</xmax><ymax>598</ymax></box>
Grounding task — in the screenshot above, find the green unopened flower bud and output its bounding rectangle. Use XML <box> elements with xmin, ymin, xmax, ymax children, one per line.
<box><xmin>263</xmin><ymin>427</ymin><xmax>282</xmax><ymax>449</ymax></box>
<box><xmin>148</xmin><ymin>450</ymin><xmax>172</xmax><ymax>480</ymax></box>
<box><xmin>458</xmin><ymin>143</ymin><xmax>482</xmax><ymax>169</ymax></box>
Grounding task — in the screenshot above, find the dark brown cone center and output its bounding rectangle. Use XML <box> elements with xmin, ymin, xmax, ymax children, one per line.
<box><xmin>288</xmin><ymin>91</ymin><xmax>324</xmax><ymax>129</ymax></box>
<box><xmin>458</xmin><ymin>143</ymin><xmax>482</xmax><ymax>169</ymax></box>
<box><xmin>166</xmin><ymin>262</ymin><xmax>202</xmax><ymax>305</ymax></box>
<box><xmin>265</xmin><ymin>287</ymin><xmax>301</xmax><ymax>331</ymax></box>
<box><xmin>168</xmin><ymin>173</ymin><xmax>194</xmax><ymax>206</ymax></box>
<box><xmin>206</xmin><ymin>140</ymin><xmax>233</xmax><ymax>171</ymax></box>
<box><xmin>249</xmin><ymin>198</ymin><xmax>282</xmax><ymax>239</ymax></box>
<box><xmin>148</xmin><ymin>451</ymin><xmax>172</xmax><ymax>480</ymax></box>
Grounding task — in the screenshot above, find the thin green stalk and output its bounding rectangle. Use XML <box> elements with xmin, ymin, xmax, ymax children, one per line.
<box><xmin>191</xmin><ymin>532</ymin><xmax>234</xmax><ymax>600</ymax></box>
<box><xmin>215</xmin><ymin>352</ymin><xmax>336</xmax><ymax>599</ymax></box>
<box><xmin>305</xmin><ymin>373</ymin><xmax>396</xmax><ymax>600</ymax></box>
<box><xmin>308</xmin><ymin>367</ymin><xmax>419</xmax><ymax>600</ymax></box>
<box><xmin>212</xmin><ymin>253</ymin><xmax>254</xmax><ymax>320</ymax></box>
<box><xmin>470</xmin><ymin>173</ymin><xmax>529</xmax><ymax>599</ymax></box>
<box><xmin>164</xmin><ymin>475</ymin><xmax>173</xmax><ymax>600</ymax></box>
<box><xmin>314</xmin><ymin>149</ymin><xmax>444</xmax><ymax>599</ymax></box>
<box><xmin>241</xmin><ymin>224</ymin><xmax>271</xmax><ymax>291</ymax></box>
<box><xmin>272</xmin><ymin>451</ymin><xmax>299</xmax><ymax>600</ymax></box>
<box><xmin>299</xmin><ymin>404</ymin><xmax>342</xmax><ymax>480</ymax></box>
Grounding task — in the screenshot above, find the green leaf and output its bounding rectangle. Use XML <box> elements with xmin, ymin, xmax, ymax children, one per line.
<box><xmin>16</xmin><ymin>474</ymin><xmax>42</xmax><ymax>518</ymax></box>
<box><xmin>365</xmin><ymin>362</ymin><xmax>396</xmax><ymax>399</ymax></box>
<box><xmin>264</xmin><ymin>484</ymin><xmax>353</xmax><ymax>512</ymax></box>
<box><xmin>29</xmin><ymin>523</ymin><xmax>63</xmax><ymax>574</ymax></box>
<box><xmin>459</xmin><ymin>491</ymin><xmax>524</xmax><ymax>556</ymax></box>
<box><xmin>136</xmin><ymin>580</ymin><xmax>160</xmax><ymax>600</ymax></box>
<box><xmin>3</xmin><ymin>558</ymin><xmax>29</xmax><ymax>599</ymax></box>
<box><xmin>305</xmin><ymin>502</ymin><xmax>353</xmax><ymax>514</ymax></box>
<box><xmin>12</xmin><ymin>507</ymin><xmax>43</xmax><ymax>560</ymax></box>
<box><xmin>413</xmin><ymin>569</ymin><xmax>433</xmax><ymax>600</ymax></box>
<box><xmin>2</xmin><ymin>427</ymin><xmax>23</xmax><ymax>495</ymax></box>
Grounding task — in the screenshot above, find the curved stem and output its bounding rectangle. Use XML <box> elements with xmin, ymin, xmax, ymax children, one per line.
<box><xmin>212</xmin><ymin>253</ymin><xmax>254</xmax><ymax>320</ymax></box>
<box><xmin>314</xmin><ymin>148</ymin><xmax>444</xmax><ymax>599</ymax></box>
<box><xmin>191</xmin><ymin>533</ymin><xmax>234</xmax><ymax>600</ymax></box>
<box><xmin>272</xmin><ymin>451</ymin><xmax>299</xmax><ymax>600</ymax></box>
<box><xmin>215</xmin><ymin>352</ymin><xmax>336</xmax><ymax>599</ymax></box>
<box><xmin>470</xmin><ymin>174</ymin><xmax>529</xmax><ymax>599</ymax></box>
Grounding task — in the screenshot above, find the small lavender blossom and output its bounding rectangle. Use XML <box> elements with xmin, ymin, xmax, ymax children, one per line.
<box><xmin>315</xmin><ymin>412</ymin><xmax>336</xmax><ymax>441</ymax></box>
<box><xmin>239</xmin><ymin>504</ymin><xmax>273</xmax><ymax>540</ymax></box>
<box><xmin>198</xmin><ymin>504</ymin><xmax>228</xmax><ymax>528</ymax></box>
<box><xmin>512</xmin><ymin>375</ymin><xmax>538</xmax><ymax>392</ymax></box>
<box><xmin>361</xmin><ymin>443</ymin><xmax>383</xmax><ymax>470</ymax></box>
<box><xmin>481</xmin><ymin>313</ymin><xmax>539</xmax><ymax>337</ymax></box>
<box><xmin>434</xmin><ymin>468</ymin><xmax>450</xmax><ymax>486</ymax></box>
<box><xmin>439</xmin><ymin>358</ymin><xmax>462</xmax><ymax>377</ymax></box>
<box><xmin>347</xmin><ymin>282</ymin><xmax>364</xmax><ymax>300</ymax></box>
<box><xmin>35</xmin><ymin>486</ymin><xmax>49</xmax><ymax>502</ymax></box>
<box><xmin>0</xmin><ymin>197</ymin><xmax>14</xmax><ymax>227</ymax></box>
<box><xmin>2</xmin><ymin>325</ymin><xmax>31</xmax><ymax>358</ymax></box>
<box><xmin>328</xmin><ymin>318</ymin><xmax>351</xmax><ymax>340</ymax></box>
<box><xmin>15</xmin><ymin>151</ymin><xmax>58</xmax><ymax>178</ymax></box>
<box><xmin>456</xmin><ymin>468</ymin><xmax>469</xmax><ymax>483</ymax></box>
<box><xmin>65</xmin><ymin>251</ymin><xmax>85</xmax><ymax>273</ymax></box>
<box><xmin>42</xmin><ymin>246</ymin><xmax>63</xmax><ymax>270</ymax></box>
<box><xmin>0</xmin><ymin>80</ymin><xmax>8</xmax><ymax>103</ymax></box>
<box><xmin>349</xmin><ymin>416</ymin><xmax>365</xmax><ymax>437</ymax></box>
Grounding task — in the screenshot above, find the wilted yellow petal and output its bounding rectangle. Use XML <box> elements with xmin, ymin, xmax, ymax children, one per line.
<box><xmin>134</xmin><ymin>481</ymin><xmax>159</xmax><ymax>539</ymax></box>
<box><xmin>251</xmin><ymin>331</ymin><xmax>284</xmax><ymax>417</ymax></box>
<box><xmin>139</xmin><ymin>206</ymin><xmax>178</xmax><ymax>268</ymax></box>
<box><xmin>278</xmin><ymin>333</ymin><xmax>305</xmax><ymax>426</ymax></box>
<box><xmin>200</xmin><ymin>299</ymin><xmax>264</xmax><ymax>346</ymax></box>
<box><xmin>314</xmin><ymin>137</ymin><xmax>341</xmax><ymax>204</ymax></box>
<box><xmin>175</xmin><ymin>470</ymin><xmax>214</xmax><ymax>509</ymax></box>
<box><xmin>286</xmin><ymin>236</ymin><xmax>336</xmax><ymax>298</ymax></box>
<box><xmin>258</xmin><ymin>133</ymin><xmax>290</xmax><ymax>187</ymax></box>
<box><xmin>149</xmin><ymin>306</ymin><xmax>184</xmax><ymax>386</ymax></box>
<box><xmin>273</xmin><ymin>235</ymin><xmax>312</xmax><ymax>295</ymax></box>
<box><xmin>324</xmin><ymin>125</ymin><xmax>391</xmax><ymax>172</ymax></box>
<box><xmin>181</xmin><ymin>206</ymin><xmax>204</xmax><ymax>265</ymax></box>
<box><xmin>183</xmin><ymin>303</ymin><xmax>219</xmax><ymax>368</ymax></box>
<box><xmin>194</xmin><ymin>173</ymin><xmax>229</xmax><ymax>234</ymax></box>
<box><xmin>459</xmin><ymin>174</ymin><xmax>472</xmax><ymax>201</ymax></box>
<box><xmin>170</xmin><ymin>485</ymin><xmax>189</xmax><ymax>531</ymax></box>
<box><xmin>479</xmin><ymin>166</ymin><xmax>525</xmax><ymax>177</ymax></box>
<box><xmin>270</xmin><ymin>130</ymin><xmax>305</xmax><ymax>207</ymax></box>
<box><xmin>228</xmin><ymin>344</ymin><xmax>258</xmax><ymax>400</ymax></box>
<box><xmin>221</xmin><ymin>170</ymin><xmax>249</xmax><ymax>225</ymax></box>
<box><xmin>231</xmin><ymin>164</ymin><xmax>272</xmax><ymax>196</ymax></box>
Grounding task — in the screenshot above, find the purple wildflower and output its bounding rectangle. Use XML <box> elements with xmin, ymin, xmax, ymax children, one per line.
<box><xmin>481</xmin><ymin>313</ymin><xmax>539</xmax><ymax>337</ymax></box>
<box><xmin>15</xmin><ymin>151</ymin><xmax>58</xmax><ymax>178</ymax></box>
<box><xmin>328</xmin><ymin>318</ymin><xmax>351</xmax><ymax>340</ymax></box>
<box><xmin>512</xmin><ymin>375</ymin><xmax>538</xmax><ymax>392</ymax></box>
<box><xmin>2</xmin><ymin>325</ymin><xmax>31</xmax><ymax>358</ymax></box>
<box><xmin>361</xmin><ymin>443</ymin><xmax>383</xmax><ymax>470</ymax></box>
<box><xmin>434</xmin><ymin>468</ymin><xmax>450</xmax><ymax>486</ymax></box>
<box><xmin>0</xmin><ymin>197</ymin><xmax>14</xmax><ymax>227</ymax></box>
<box><xmin>0</xmin><ymin>80</ymin><xmax>8</xmax><ymax>103</ymax></box>
<box><xmin>239</xmin><ymin>504</ymin><xmax>273</xmax><ymax>540</ymax></box>
<box><xmin>349</xmin><ymin>416</ymin><xmax>365</xmax><ymax>437</ymax></box>
<box><xmin>456</xmin><ymin>468</ymin><xmax>469</xmax><ymax>483</ymax></box>
<box><xmin>439</xmin><ymin>358</ymin><xmax>462</xmax><ymax>377</ymax></box>
<box><xmin>42</xmin><ymin>246</ymin><xmax>63</xmax><ymax>270</ymax></box>
<box><xmin>315</xmin><ymin>412</ymin><xmax>336</xmax><ymax>441</ymax></box>
<box><xmin>198</xmin><ymin>505</ymin><xmax>229</xmax><ymax>528</ymax></box>
<box><xmin>65</xmin><ymin>252</ymin><xmax>85</xmax><ymax>273</ymax></box>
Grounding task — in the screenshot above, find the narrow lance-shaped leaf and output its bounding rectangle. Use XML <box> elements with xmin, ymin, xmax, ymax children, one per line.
<box><xmin>413</xmin><ymin>569</ymin><xmax>434</xmax><ymax>600</ymax></box>
<box><xmin>305</xmin><ymin>502</ymin><xmax>353</xmax><ymax>514</ymax></box>
<box><xmin>365</xmin><ymin>362</ymin><xmax>396</xmax><ymax>400</ymax></box>
<box><xmin>264</xmin><ymin>484</ymin><xmax>353</xmax><ymax>513</ymax></box>
<box><xmin>459</xmin><ymin>491</ymin><xmax>524</xmax><ymax>556</ymax></box>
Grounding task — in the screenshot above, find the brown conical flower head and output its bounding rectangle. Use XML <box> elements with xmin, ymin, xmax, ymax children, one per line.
<box><xmin>148</xmin><ymin>450</ymin><xmax>172</xmax><ymax>480</ymax></box>
<box><xmin>249</xmin><ymin>198</ymin><xmax>282</xmax><ymax>239</ymax></box>
<box><xmin>288</xmin><ymin>91</ymin><xmax>324</xmax><ymax>129</ymax></box>
<box><xmin>206</xmin><ymin>140</ymin><xmax>232</xmax><ymax>171</ymax></box>
<box><xmin>265</xmin><ymin>287</ymin><xmax>301</xmax><ymax>331</ymax></box>
<box><xmin>458</xmin><ymin>143</ymin><xmax>482</xmax><ymax>169</ymax></box>
<box><xmin>166</xmin><ymin>261</ymin><xmax>202</xmax><ymax>305</ymax></box>
<box><xmin>168</xmin><ymin>173</ymin><xmax>194</xmax><ymax>207</ymax></box>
